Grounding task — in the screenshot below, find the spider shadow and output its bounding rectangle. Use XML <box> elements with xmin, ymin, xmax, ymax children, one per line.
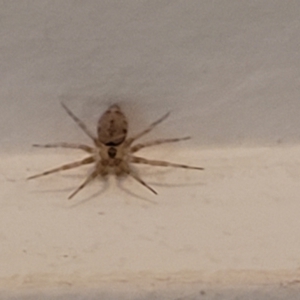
<box><xmin>28</xmin><ymin>180</ymin><xmax>109</xmax><ymax>207</ymax></box>
<box><xmin>68</xmin><ymin>179</ymin><xmax>109</xmax><ymax>208</ymax></box>
<box><xmin>148</xmin><ymin>179</ymin><xmax>205</xmax><ymax>189</ymax></box>
<box><xmin>50</xmin><ymin>172</ymin><xmax>111</xmax><ymax>207</ymax></box>
<box><xmin>27</xmin><ymin>167</ymin><xmax>204</xmax><ymax>206</ymax></box>
<box><xmin>28</xmin><ymin>173</ymin><xmax>156</xmax><ymax>206</ymax></box>
<box><xmin>67</xmin><ymin>174</ymin><xmax>158</xmax><ymax>206</ymax></box>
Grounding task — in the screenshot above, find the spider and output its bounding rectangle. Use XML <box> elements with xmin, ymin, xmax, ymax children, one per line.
<box><xmin>28</xmin><ymin>103</ymin><xmax>204</xmax><ymax>199</ymax></box>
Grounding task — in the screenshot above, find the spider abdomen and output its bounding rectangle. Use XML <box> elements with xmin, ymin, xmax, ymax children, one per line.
<box><xmin>97</xmin><ymin>104</ymin><xmax>128</xmax><ymax>146</ymax></box>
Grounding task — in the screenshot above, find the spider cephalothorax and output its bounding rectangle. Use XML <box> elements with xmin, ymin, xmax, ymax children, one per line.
<box><xmin>28</xmin><ymin>103</ymin><xmax>204</xmax><ymax>199</ymax></box>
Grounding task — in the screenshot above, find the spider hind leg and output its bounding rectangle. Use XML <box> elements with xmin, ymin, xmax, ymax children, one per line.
<box><xmin>68</xmin><ymin>169</ymin><xmax>98</xmax><ymax>199</ymax></box>
<box><xmin>130</xmin><ymin>156</ymin><xmax>204</xmax><ymax>170</ymax></box>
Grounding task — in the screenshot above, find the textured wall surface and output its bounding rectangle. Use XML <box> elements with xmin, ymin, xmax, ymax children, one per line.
<box><xmin>1</xmin><ymin>0</ymin><xmax>300</xmax><ymax>150</ymax></box>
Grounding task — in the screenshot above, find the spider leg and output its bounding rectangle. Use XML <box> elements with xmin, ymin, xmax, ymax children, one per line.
<box><xmin>27</xmin><ymin>156</ymin><xmax>95</xmax><ymax>179</ymax></box>
<box><xmin>33</xmin><ymin>142</ymin><xmax>94</xmax><ymax>153</ymax></box>
<box><xmin>125</xmin><ymin>169</ymin><xmax>157</xmax><ymax>195</ymax></box>
<box><xmin>126</xmin><ymin>112</ymin><xmax>170</xmax><ymax>146</ymax></box>
<box><xmin>61</xmin><ymin>102</ymin><xmax>98</xmax><ymax>145</ymax></box>
<box><xmin>68</xmin><ymin>169</ymin><xmax>98</xmax><ymax>199</ymax></box>
<box><xmin>130</xmin><ymin>156</ymin><xmax>204</xmax><ymax>170</ymax></box>
<box><xmin>131</xmin><ymin>137</ymin><xmax>191</xmax><ymax>153</ymax></box>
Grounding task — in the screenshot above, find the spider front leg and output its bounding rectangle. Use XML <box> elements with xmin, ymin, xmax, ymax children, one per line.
<box><xmin>130</xmin><ymin>156</ymin><xmax>204</xmax><ymax>170</ymax></box>
<box><xmin>125</xmin><ymin>112</ymin><xmax>170</xmax><ymax>146</ymax></box>
<box><xmin>33</xmin><ymin>142</ymin><xmax>94</xmax><ymax>153</ymax></box>
<box><xmin>61</xmin><ymin>102</ymin><xmax>98</xmax><ymax>145</ymax></box>
<box><xmin>125</xmin><ymin>170</ymin><xmax>157</xmax><ymax>195</ymax></box>
<box><xmin>27</xmin><ymin>156</ymin><xmax>95</xmax><ymax>179</ymax></box>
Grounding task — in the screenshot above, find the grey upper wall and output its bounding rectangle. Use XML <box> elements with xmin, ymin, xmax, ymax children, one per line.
<box><xmin>1</xmin><ymin>0</ymin><xmax>300</xmax><ymax>151</ymax></box>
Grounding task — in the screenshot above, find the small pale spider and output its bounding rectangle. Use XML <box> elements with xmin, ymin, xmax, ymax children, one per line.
<box><xmin>28</xmin><ymin>103</ymin><xmax>204</xmax><ymax>199</ymax></box>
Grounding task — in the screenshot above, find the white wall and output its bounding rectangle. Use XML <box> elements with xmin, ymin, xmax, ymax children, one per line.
<box><xmin>1</xmin><ymin>0</ymin><xmax>300</xmax><ymax>151</ymax></box>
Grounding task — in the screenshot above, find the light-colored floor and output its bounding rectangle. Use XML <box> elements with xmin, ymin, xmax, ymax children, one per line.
<box><xmin>1</xmin><ymin>146</ymin><xmax>300</xmax><ymax>296</ymax></box>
